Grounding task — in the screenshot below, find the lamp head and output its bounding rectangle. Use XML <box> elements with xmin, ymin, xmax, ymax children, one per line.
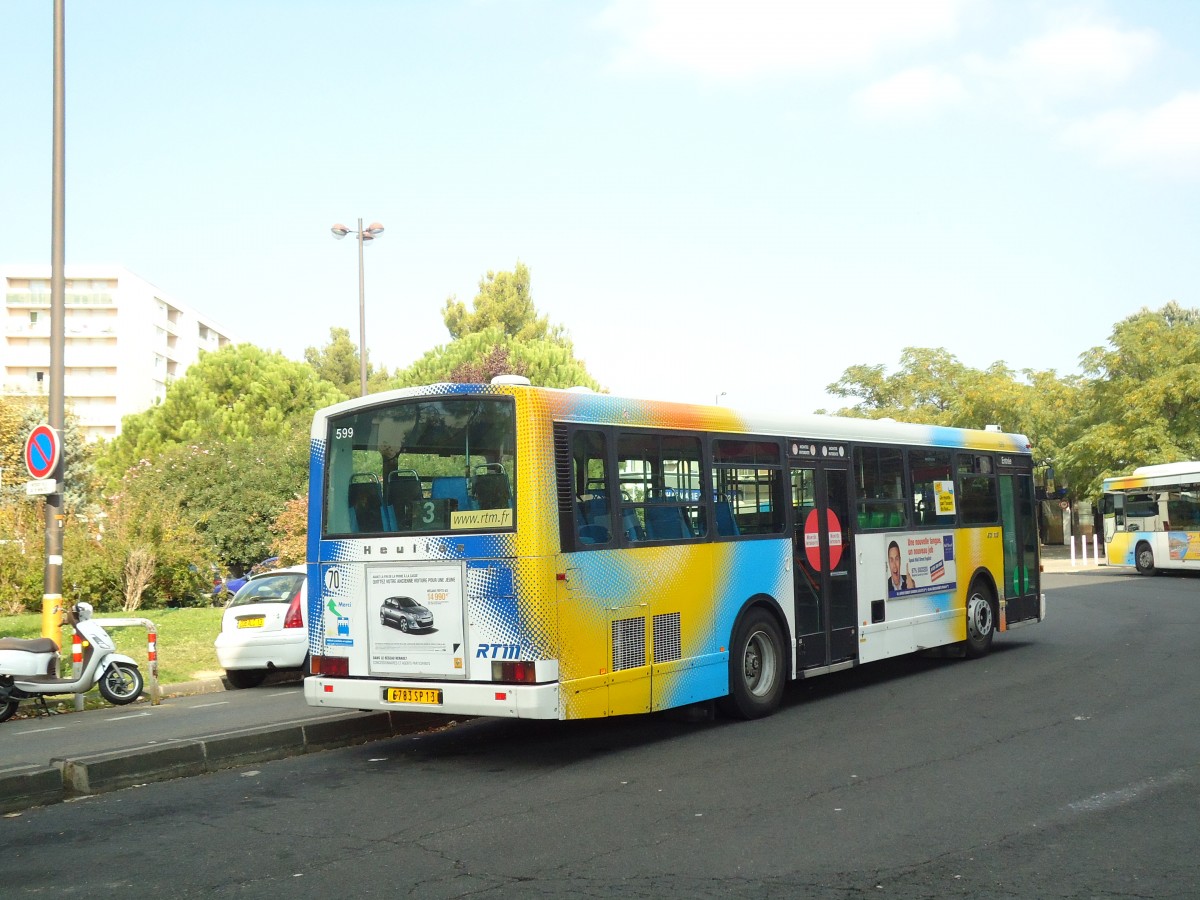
<box><xmin>365</xmin><ymin>222</ymin><xmax>385</xmax><ymax>236</ymax></box>
<box><xmin>331</xmin><ymin>224</ymin><xmax>351</xmax><ymax>239</ymax></box>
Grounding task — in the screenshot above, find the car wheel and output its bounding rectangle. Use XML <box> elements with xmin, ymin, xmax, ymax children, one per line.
<box><xmin>225</xmin><ymin>668</ymin><xmax>268</xmax><ymax>689</ymax></box>
<box><xmin>399</xmin><ymin>618</ymin><xmax>410</xmax><ymax>633</ymax></box>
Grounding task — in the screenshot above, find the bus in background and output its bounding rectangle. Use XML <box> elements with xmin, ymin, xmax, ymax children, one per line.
<box><xmin>304</xmin><ymin>378</ymin><xmax>1044</xmax><ymax>722</ymax></box>
<box><xmin>1101</xmin><ymin>462</ymin><xmax>1200</xmax><ymax>575</ymax></box>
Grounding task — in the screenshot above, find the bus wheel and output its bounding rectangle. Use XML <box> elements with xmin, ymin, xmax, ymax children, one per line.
<box><xmin>964</xmin><ymin>583</ymin><xmax>996</xmax><ymax>659</ymax></box>
<box><xmin>1135</xmin><ymin>543</ymin><xmax>1156</xmax><ymax>575</ymax></box>
<box><xmin>720</xmin><ymin>608</ymin><xmax>785</xmax><ymax>719</ymax></box>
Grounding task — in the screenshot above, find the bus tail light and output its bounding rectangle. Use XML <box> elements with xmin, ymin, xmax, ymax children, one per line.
<box><xmin>312</xmin><ymin>655</ymin><xmax>348</xmax><ymax>677</ymax></box>
<box><xmin>492</xmin><ymin>660</ymin><xmax>537</xmax><ymax>683</ymax></box>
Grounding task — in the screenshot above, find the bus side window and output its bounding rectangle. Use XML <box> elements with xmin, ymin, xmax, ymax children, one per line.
<box><xmin>572</xmin><ymin>429</ymin><xmax>612</xmax><ymax>547</ymax></box>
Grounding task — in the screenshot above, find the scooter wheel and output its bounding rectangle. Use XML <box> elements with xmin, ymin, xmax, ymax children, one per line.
<box><xmin>0</xmin><ymin>700</ymin><xmax>18</xmax><ymax>723</ymax></box>
<box><xmin>98</xmin><ymin>662</ymin><xmax>144</xmax><ymax>705</ymax></box>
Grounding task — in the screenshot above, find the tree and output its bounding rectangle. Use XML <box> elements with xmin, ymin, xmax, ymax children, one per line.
<box><xmin>304</xmin><ymin>326</ymin><xmax>391</xmax><ymax>399</ymax></box>
<box><xmin>0</xmin><ymin>397</ymin><xmax>100</xmax><ymax>512</ymax></box>
<box><xmin>442</xmin><ymin>262</ymin><xmax>563</xmax><ymax>343</ymax></box>
<box><xmin>117</xmin><ymin>427</ymin><xmax>311</xmax><ymax>574</ymax></box>
<box><xmin>396</xmin><ymin>263</ymin><xmax>601</xmax><ymax>390</ymax></box>
<box><xmin>98</xmin><ymin>344</ymin><xmax>343</xmax><ymax>483</ymax></box>
<box><xmin>1058</xmin><ymin>302</ymin><xmax>1200</xmax><ymax>497</ymax></box>
<box><xmin>63</xmin><ymin>476</ymin><xmax>213</xmax><ymax>612</ymax></box>
<box><xmin>269</xmin><ymin>494</ymin><xmax>307</xmax><ymax>566</ymax></box>
<box><xmin>823</xmin><ymin>347</ymin><xmax>1083</xmax><ymax>486</ymax></box>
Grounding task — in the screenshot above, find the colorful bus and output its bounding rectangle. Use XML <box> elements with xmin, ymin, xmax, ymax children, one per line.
<box><xmin>1101</xmin><ymin>462</ymin><xmax>1200</xmax><ymax>574</ymax></box>
<box><xmin>303</xmin><ymin>378</ymin><xmax>1044</xmax><ymax>721</ymax></box>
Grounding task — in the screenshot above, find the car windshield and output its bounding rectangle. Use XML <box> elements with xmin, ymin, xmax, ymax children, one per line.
<box><xmin>323</xmin><ymin>396</ymin><xmax>516</xmax><ymax>536</ymax></box>
<box><xmin>229</xmin><ymin>573</ymin><xmax>304</xmax><ymax>607</ymax></box>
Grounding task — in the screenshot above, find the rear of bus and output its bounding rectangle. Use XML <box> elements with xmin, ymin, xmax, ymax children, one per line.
<box><xmin>304</xmin><ymin>382</ymin><xmax>563</xmax><ymax>718</ymax></box>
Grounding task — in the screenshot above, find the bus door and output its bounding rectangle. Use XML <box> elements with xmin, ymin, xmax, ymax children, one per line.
<box><xmin>997</xmin><ymin>459</ymin><xmax>1041</xmax><ymax>624</ymax></box>
<box><xmin>1101</xmin><ymin>492</ymin><xmax>1123</xmax><ymax>544</ymax></box>
<box><xmin>790</xmin><ymin>450</ymin><xmax>857</xmax><ymax>671</ymax></box>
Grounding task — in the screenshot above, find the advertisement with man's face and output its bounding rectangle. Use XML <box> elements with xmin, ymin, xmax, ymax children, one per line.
<box><xmin>886</xmin><ymin>532</ymin><xmax>957</xmax><ymax>598</ymax></box>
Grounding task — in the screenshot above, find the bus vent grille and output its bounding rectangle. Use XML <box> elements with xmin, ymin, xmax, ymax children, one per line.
<box><xmin>653</xmin><ymin>613</ymin><xmax>682</xmax><ymax>663</ymax></box>
<box><xmin>553</xmin><ymin>423</ymin><xmax>573</xmax><ymax>513</ymax></box>
<box><xmin>612</xmin><ymin>617</ymin><xmax>646</xmax><ymax>671</ymax></box>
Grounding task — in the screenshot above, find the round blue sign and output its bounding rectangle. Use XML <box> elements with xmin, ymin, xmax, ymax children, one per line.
<box><xmin>24</xmin><ymin>424</ymin><xmax>60</xmax><ymax>480</ymax></box>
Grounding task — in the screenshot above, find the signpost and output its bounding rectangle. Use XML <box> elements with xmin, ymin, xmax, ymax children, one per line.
<box><xmin>26</xmin><ymin>424</ymin><xmax>64</xmax><ymax>644</ymax></box>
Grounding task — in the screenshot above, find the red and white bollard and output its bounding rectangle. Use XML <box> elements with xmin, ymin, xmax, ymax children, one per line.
<box><xmin>147</xmin><ymin>629</ymin><xmax>159</xmax><ymax>682</ymax></box>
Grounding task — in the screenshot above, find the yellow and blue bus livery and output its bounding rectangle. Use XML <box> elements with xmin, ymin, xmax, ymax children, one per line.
<box><xmin>304</xmin><ymin>379</ymin><xmax>1044</xmax><ymax>721</ymax></box>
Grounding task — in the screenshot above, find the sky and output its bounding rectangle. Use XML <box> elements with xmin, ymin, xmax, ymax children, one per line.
<box><xmin>2</xmin><ymin>0</ymin><xmax>1199</xmax><ymax>418</ymax></box>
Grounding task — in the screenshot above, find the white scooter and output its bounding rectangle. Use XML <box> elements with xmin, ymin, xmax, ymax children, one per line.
<box><xmin>0</xmin><ymin>601</ymin><xmax>144</xmax><ymax>723</ymax></box>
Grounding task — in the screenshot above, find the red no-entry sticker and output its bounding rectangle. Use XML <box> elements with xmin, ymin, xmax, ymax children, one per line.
<box><xmin>803</xmin><ymin>507</ymin><xmax>844</xmax><ymax>571</ymax></box>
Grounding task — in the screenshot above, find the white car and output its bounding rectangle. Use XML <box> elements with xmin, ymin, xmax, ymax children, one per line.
<box><xmin>214</xmin><ymin>566</ymin><xmax>308</xmax><ymax>688</ymax></box>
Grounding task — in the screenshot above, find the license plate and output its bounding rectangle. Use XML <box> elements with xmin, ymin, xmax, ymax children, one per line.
<box><xmin>384</xmin><ymin>687</ymin><xmax>442</xmax><ymax>705</ymax></box>
<box><xmin>237</xmin><ymin>617</ymin><xmax>265</xmax><ymax>629</ymax></box>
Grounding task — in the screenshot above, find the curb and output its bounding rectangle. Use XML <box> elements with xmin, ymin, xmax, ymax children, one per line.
<box><xmin>1</xmin><ymin>711</ymin><xmax>457</xmax><ymax>815</ymax></box>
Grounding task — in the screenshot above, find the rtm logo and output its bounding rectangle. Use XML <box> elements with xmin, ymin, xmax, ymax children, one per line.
<box><xmin>476</xmin><ymin>643</ymin><xmax>521</xmax><ymax>659</ymax></box>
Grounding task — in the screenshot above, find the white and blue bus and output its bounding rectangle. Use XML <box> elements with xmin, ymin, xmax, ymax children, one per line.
<box><xmin>1101</xmin><ymin>462</ymin><xmax>1200</xmax><ymax>574</ymax></box>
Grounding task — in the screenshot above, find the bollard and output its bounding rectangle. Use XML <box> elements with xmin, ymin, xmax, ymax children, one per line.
<box><xmin>72</xmin><ymin>630</ymin><xmax>84</xmax><ymax>711</ymax></box>
<box><xmin>147</xmin><ymin>629</ymin><xmax>159</xmax><ymax>687</ymax></box>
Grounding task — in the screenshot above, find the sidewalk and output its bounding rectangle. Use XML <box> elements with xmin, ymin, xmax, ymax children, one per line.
<box><xmin>1040</xmin><ymin>539</ymin><xmax>1109</xmax><ymax>574</ymax></box>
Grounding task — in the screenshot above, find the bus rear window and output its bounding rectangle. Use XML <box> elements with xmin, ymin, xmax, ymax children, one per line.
<box><xmin>323</xmin><ymin>397</ymin><xmax>516</xmax><ymax>536</ymax></box>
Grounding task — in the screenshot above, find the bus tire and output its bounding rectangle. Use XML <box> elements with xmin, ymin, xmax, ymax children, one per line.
<box><xmin>1135</xmin><ymin>542</ymin><xmax>1156</xmax><ymax>575</ymax></box>
<box><xmin>964</xmin><ymin>582</ymin><xmax>996</xmax><ymax>659</ymax></box>
<box><xmin>719</xmin><ymin>607</ymin><xmax>785</xmax><ymax>720</ymax></box>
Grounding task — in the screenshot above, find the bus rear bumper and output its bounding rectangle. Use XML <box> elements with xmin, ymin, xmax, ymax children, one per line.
<box><xmin>304</xmin><ymin>676</ymin><xmax>561</xmax><ymax>720</ymax></box>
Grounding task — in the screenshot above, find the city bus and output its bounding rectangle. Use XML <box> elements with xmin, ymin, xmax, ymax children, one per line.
<box><xmin>303</xmin><ymin>378</ymin><xmax>1045</xmax><ymax>721</ymax></box>
<box><xmin>1101</xmin><ymin>462</ymin><xmax>1200</xmax><ymax>574</ymax></box>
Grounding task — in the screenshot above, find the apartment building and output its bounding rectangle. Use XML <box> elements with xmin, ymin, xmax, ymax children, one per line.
<box><xmin>1</xmin><ymin>265</ymin><xmax>237</xmax><ymax>441</ymax></box>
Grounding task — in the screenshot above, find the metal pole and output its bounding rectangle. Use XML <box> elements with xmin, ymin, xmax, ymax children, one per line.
<box><xmin>356</xmin><ymin>217</ymin><xmax>367</xmax><ymax>397</ymax></box>
<box><xmin>43</xmin><ymin>0</ymin><xmax>67</xmax><ymax>652</ymax></box>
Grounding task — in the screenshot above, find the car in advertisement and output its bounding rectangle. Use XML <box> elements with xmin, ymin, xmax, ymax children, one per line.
<box><xmin>379</xmin><ymin>595</ymin><xmax>434</xmax><ymax>633</ymax></box>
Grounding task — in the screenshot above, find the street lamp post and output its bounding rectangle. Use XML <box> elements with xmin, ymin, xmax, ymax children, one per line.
<box><xmin>331</xmin><ymin>218</ymin><xmax>384</xmax><ymax>397</ymax></box>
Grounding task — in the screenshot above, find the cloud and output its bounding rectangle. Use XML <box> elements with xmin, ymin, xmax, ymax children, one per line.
<box><xmin>597</xmin><ymin>0</ymin><xmax>967</xmax><ymax>79</ymax></box>
<box><xmin>1061</xmin><ymin>90</ymin><xmax>1200</xmax><ymax>178</ymax></box>
<box><xmin>985</xmin><ymin>18</ymin><xmax>1160</xmax><ymax>103</ymax></box>
<box><xmin>853</xmin><ymin>65</ymin><xmax>967</xmax><ymax>120</ymax></box>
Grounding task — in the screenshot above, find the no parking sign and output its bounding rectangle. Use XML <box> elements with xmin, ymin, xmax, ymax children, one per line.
<box><xmin>24</xmin><ymin>424</ymin><xmax>61</xmax><ymax>481</ymax></box>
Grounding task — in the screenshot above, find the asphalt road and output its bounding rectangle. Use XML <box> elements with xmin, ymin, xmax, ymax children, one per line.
<box><xmin>2</xmin><ymin>568</ymin><xmax>1198</xmax><ymax>898</ymax></box>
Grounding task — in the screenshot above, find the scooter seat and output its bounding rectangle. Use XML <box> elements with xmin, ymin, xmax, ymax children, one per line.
<box><xmin>0</xmin><ymin>637</ymin><xmax>59</xmax><ymax>654</ymax></box>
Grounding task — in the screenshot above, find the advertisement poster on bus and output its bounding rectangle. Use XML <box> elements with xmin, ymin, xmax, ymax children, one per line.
<box><xmin>885</xmin><ymin>531</ymin><xmax>957</xmax><ymax>598</ymax></box>
<box><xmin>365</xmin><ymin>563</ymin><xmax>465</xmax><ymax>678</ymax></box>
<box><xmin>1168</xmin><ymin>532</ymin><xmax>1200</xmax><ymax>561</ymax></box>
